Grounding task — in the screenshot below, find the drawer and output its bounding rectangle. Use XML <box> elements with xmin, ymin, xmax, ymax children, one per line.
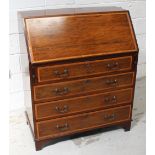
<box><xmin>34</xmin><ymin>72</ymin><xmax>134</xmax><ymax>102</ymax></box>
<box><xmin>35</xmin><ymin>88</ymin><xmax>133</xmax><ymax>120</ymax></box>
<box><xmin>36</xmin><ymin>105</ymin><xmax>131</xmax><ymax>139</ymax></box>
<box><xmin>37</xmin><ymin>56</ymin><xmax>132</xmax><ymax>83</ymax></box>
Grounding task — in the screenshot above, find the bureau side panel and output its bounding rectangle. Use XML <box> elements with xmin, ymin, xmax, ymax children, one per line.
<box><xmin>24</xmin><ymin>64</ymin><xmax>39</xmax><ymax>138</ymax></box>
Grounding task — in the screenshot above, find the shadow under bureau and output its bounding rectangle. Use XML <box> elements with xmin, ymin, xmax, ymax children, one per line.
<box><xmin>24</xmin><ymin>10</ymin><xmax>139</xmax><ymax>150</ymax></box>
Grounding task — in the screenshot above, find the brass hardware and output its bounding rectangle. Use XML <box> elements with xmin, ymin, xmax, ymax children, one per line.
<box><xmin>31</xmin><ymin>66</ymin><xmax>36</xmax><ymax>83</ymax></box>
<box><xmin>55</xmin><ymin>105</ymin><xmax>69</xmax><ymax>113</ymax></box>
<box><xmin>56</xmin><ymin>123</ymin><xmax>69</xmax><ymax>131</ymax></box>
<box><xmin>54</xmin><ymin>87</ymin><xmax>69</xmax><ymax>95</ymax></box>
<box><xmin>54</xmin><ymin>70</ymin><xmax>59</xmax><ymax>75</ymax></box>
<box><xmin>111</xmin><ymin>96</ymin><xmax>117</xmax><ymax>102</ymax></box>
<box><xmin>104</xmin><ymin>113</ymin><xmax>116</xmax><ymax>121</ymax></box>
<box><xmin>32</xmin><ymin>74</ymin><xmax>35</xmax><ymax>79</ymax></box>
<box><xmin>106</xmin><ymin>79</ymin><xmax>118</xmax><ymax>85</ymax></box>
<box><xmin>104</xmin><ymin>95</ymin><xmax>117</xmax><ymax>104</ymax></box>
<box><xmin>106</xmin><ymin>62</ymin><xmax>119</xmax><ymax>70</ymax></box>
<box><xmin>53</xmin><ymin>69</ymin><xmax>69</xmax><ymax>78</ymax></box>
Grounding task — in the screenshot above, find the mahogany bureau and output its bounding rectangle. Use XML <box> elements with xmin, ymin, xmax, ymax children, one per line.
<box><xmin>24</xmin><ymin>10</ymin><xmax>139</xmax><ymax>150</ymax></box>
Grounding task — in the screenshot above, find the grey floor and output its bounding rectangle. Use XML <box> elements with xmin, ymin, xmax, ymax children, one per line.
<box><xmin>10</xmin><ymin>77</ymin><xmax>146</xmax><ymax>155</ymax></box>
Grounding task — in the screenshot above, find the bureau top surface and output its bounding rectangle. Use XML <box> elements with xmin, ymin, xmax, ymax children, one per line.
<box><xmin>24</xmin><ymin>11</ymin><xmax>138</xmax><ymax>64</ymax></box>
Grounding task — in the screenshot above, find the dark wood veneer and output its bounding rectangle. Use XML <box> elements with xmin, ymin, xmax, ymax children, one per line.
<box><xmin>33</xmin><ymin>72</ymin><xmax>134</xmax><ymax>102</ymax></box>
<box><xmin>37</xmin><ymin>105</ymin><xmax>131</xmax><ymax>140</ymax></box>
<box><xmin>37</xmin><ymin>56</ymin><xmax>132</xmax><ymax>83</ymax></box>
<box><xmin>24</xmin><ymin>10</ymin><xmax>139</xmax><ymax>150</ymax></box>
<box><xmin>25</xmin><ymin>11</ymin><xmax>138</xmax><ymax>64</ymax></box>
<box><xmin>35</xmin><ymin>88</ymin><xmax>133</xmax><ymax>120</ymax></box>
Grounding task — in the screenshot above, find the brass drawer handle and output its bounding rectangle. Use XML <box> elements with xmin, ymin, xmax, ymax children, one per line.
<box><xmin>106</xmin><ymin>62</ymin><xmax>119</xmax><ymax>70</ymax></box>
<box><xmin>55</xmin><ymin>105</ymin><xmax>69</xmax><ymax>113</ymax></box>
<box><xmin>56</xmin><ymin>123</ymin><xmax>69</xmax><ymax>131</ymax></box>
<box><xmin>54</xmin><ymin>87</ymin><xmax>69</xmax><ymax>95</ymax></box>
<box><xmin>104</xmin><ymin>114</ymin><xmax>116</xmax><ymax>121</ymax></box>
<box><xmin>112</xmin><ymin>96</ymin><xmax>117</xmax><ymax>102</ymax></box>
<box><xmin>104</xmin><ymin>95</ymin><xmax>117</xmax><ymax>104</ymax></box>
<box><xmin>106</xmin><ymin>79</ymin><xmax>118</xmax><ymax>85</ymax></box>
<box><xmin>53</xmin><ymin>69</ymin><xmax>69</xmax><ymax>78</ymax></box>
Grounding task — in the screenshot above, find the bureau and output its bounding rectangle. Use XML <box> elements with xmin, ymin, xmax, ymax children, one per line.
<box><xmin>24</xmin><ymin>10</ymin><xmax>139</xmax><ymax>150</ymax></box>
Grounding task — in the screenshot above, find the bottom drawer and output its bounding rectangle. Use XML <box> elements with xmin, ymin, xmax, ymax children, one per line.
<box><xmin>37</xmin><ymin>105</ymin><xmax>131</xmax><ymax>139</ymax></box>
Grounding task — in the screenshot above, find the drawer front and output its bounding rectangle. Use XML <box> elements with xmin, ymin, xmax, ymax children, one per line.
<box><xmin>34</xmin><ymin>72</ymin><xmax>134</xmax><ymax>102</ymax></box>
<box><xmin>35</xmin><ymin>88</ymin><xmax>133</xmax><ymax>120</ymax></box>
<box><xmin>37</xmin><ymin>56</ymin><xmax>132</xmax><ymax>82</ymax></box>
<box><xmin>37</xmin><ymin>105</ymin><xmax>131</xmax><ymax>139</ymax></box>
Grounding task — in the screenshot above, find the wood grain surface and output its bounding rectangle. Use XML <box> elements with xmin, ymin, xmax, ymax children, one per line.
<box><xmin>24</xmin><ymin>11</ymin><xmax>138</xmax><ymax>64</ymax></box>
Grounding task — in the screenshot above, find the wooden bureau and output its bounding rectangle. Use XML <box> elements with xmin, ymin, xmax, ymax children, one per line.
<box><xmin>24</xmin><ymin>10</ymin><xmax>138</xmax><ymax>150</ymax></box>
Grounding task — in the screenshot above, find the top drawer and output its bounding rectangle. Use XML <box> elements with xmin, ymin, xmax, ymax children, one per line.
<box><xmin>37</xmin><ymin>56</ymin><xmax>132</xmax><ymax>83</ymax></box>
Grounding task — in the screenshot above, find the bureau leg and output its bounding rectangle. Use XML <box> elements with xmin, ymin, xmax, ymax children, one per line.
<box><xmin>122</xmin><ymin>121</ymin><xmax>131</xmax><ymax>132</ymax></box>
<box><xmin>35</xmin><ymin>141</ymin><xmax>43</xmax><ymax>151</ymax></box>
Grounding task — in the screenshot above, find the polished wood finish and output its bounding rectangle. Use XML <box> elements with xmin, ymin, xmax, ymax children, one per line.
<box><xmin>35</xmin><ymin>88</ymin><xmax>132</xmax><ymax>120</ymax></box>
<box><xmin>37</xmin><ymin>56</ymin><xmax>132</xmax><ymax>83</ymax></box>
<box><xmin>24</xmin><ymin>11</ymin><xmax>138</xmax><ymax>64</ymax></box>
<box><xmin>24</xmin><ymin>11</ymin><xmax>138</xmax><ymax>151</ymax></box>
<box><xmin>34</xmin><ymin>72</ymin><xmax>134</xmax><ymax>102</ymax></box>
<box><xmin>37</xmin><ymin>105</ymin><xmax>131</xmax><ymax>140</ymax></box>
